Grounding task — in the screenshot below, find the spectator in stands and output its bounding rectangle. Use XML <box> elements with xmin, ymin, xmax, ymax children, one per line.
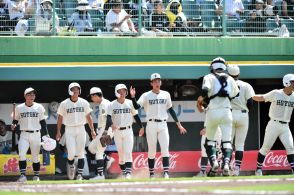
<box><xmin>264</xmin><ymin>0</ymin><xmax>279</xmax><ymax>18</ymax></box>
<box><xmin>282</xmin><ymin>0</ymin><xmax>294</xmax><ymax>19</ymax></box>
<box><xmin>254</xmin><ymin>0</ymin><xmax>265</xmax><ymax>17</ymax></box>
<box><xmin>0</xmin><ymin>0</ymin><xmax>9</xmax><ymax>31</ymax></box>
<box><xmin>89</xmin><ymin>0</ymin><xmax>104</xmax><ymax>10</ymax></box>
<box><xmin>68</xmin><ymin>0</ymin><xmax>94</xmax><ymax>33</ymax></box>
<box><xmin>245</xmin><ymin>9</ymin><xmax>266</xmax><ymax>32</ymax></box>
<box><xmin>216</xmin><ymin>0</ymin><xmax>245</xmax><ymax>31</ymax></box>
<box><xmin>35</xmin><ymin>0</ymin><xmax>59</xmax><ymax>35</ymax></box>
<box><xmin>216</xmin><ymin>0</ymin><xmax>244</xmax><ymax>19</ymax></box>
<box><xmin>105</xmin><ymin>0</ymin><xmax>136</xmax><ymax>33</ymax></box>
<box><xmin>166</xmin><ymin>0</ymin><xmax>190</xmax><ymax>33</ymax></box>
<box><xmin>149</xmin><ymin>0</ymin><xmax>170</xmax><ymax>34</ymax></box>
<box><xmin>7</xmin><ymin>0</ymin><xmax>27</xmax><ymax>34</ymax></box>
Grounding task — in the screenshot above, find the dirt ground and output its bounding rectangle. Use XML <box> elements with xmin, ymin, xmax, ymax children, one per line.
<box><xmin>0</xmin><ymin>176</ymin><xmax>293</xmax><ymax>195</ymax></box>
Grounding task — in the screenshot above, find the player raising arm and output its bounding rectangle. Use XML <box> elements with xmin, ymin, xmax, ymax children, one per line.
<box><xmin>253</xmin><ymin>74</ymin><xmax>294</xmax><ymax>176</ymax></box>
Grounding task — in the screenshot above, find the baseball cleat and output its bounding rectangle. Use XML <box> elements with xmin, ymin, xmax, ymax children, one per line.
<box><xmin>211</xmin><ymin>160</ymin><xmax>219</xmax><ymax>172</ymax></box>
<box><xmin>222</xmin><ymin>163</ymin><xmax>230</xmax><ymax>176</ymax></box>
<box><xmin>76</xmin><ymin>174</ymin><xmax>83</xmax><ymax>180</ymax></box>
<box><xmin>33</xmin><ymin>176</ymin><xmax>40</xmax><ymax>181</ymax></box>
<box><xmin>255</xmin><ymin>169</ymin><xmax>263</xmax><ymax>176</ymax></box>
<box><xmin>196</xmin><ymin>171</ymin><xmax>207</xmax><ymax>177</ymax></box>
<box><xmin>90</xmin><ymin>174</ymin><xmax>105</xmax><ymax>180</ymax></box>
<box><xmin>150</xmin><ymin>173</ymin><xmax>155</xmax><ymax>179</ymax></box>
<box><xmin>67</xmin><ymin>163</ymin><xmax>76</xmax><ymax>180</ymax></box>
<box><xmin>233</xmin><ymin>166</ymin><xmax>240</xmax><ymax>176</ymax></box>
<box><xmin>125</xmin><ymin>173</ymin><xmax>132</xmax><ymax>179</ymax></box>
<box><xmin>163</xmin><ymin>172</ymin><xmax>169</xmax><ymax>179</ymax></box>
<box><xmin>17</xmin><ymin>175</ymin><xmax>27</xmax><ymax>182</ymax></box>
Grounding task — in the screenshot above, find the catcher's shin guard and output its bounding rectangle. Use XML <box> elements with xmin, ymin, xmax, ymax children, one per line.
<box><xmin>204</xmin><ymin>138</ymin><xmax>217</xmax><ymax>166</ymax></box>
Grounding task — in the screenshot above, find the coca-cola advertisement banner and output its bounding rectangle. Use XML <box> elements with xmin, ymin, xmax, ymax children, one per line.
<box><xmin>109</xmin><ymin>150</ymin><xmax>290</xmax><ymax>173</ymax></box>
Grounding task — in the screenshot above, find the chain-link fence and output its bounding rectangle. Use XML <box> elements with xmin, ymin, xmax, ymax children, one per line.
<box><xmin>0</xmin><ymin>0</ymin><xmax>293</xmax><ymax>36</ymax></box>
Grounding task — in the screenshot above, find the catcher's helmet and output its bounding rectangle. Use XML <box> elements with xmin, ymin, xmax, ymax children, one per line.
<box><xmin>42</xmin><ymin>136</ymin><xmax>57</xmax><ymax>151</ymax></box>
<box><xmin>115</xmin><ymin>84</ymin><xmax>128</xmax><ymax>98</ymax></box>
<box><xmin>210</xmin><ymin>57</ymin><xmax>227</xmax><ymax>71</ymax></box>
<box><xmin>227</xmin><ymin>64</ymin><xmax>240</xmax><ymax>76</ymax></box>
<box><xmin>283</xmin><ymin>74</ymin><xmax>294</xmax><ymax>87</ymax></box>
<box><xmin>68</xmin><ymin>82</ymin><xmax>81</xmax><ymax>96</ymax></box>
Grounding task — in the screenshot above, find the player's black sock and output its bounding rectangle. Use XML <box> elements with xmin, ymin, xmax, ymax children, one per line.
<box><xmin>287</xmin><ymin>154</ymin><xmax>294</xmax><ymax>173</ymax></box>
<box><xmin>235</xmin><ymin>151</ymin><xmax>243</xmax><ymax>168</ymax></box>
<box><xmin>67</xmin><ymin>159</ymin><xmax>75</xmax><ymax>165</ymax></box>
<box><xmin>163</xmin><ymin>157</ymin><xmax>169</xmax><ymax>174</ymax></box>
<box><xmin>96</xmin><ymin>159</ymin><xmax>104</xmax><ymax>176</ymax></box>
<box><xmin>256</xmin><ymin>152</ymin><xmax>265</xmax><ymax>170</ymax></box>
<box><xmin>19</xmin><ymin>160</ymin><xmax>27</xmax><ymax>176</ymax></box>
<box><xmin>200</xmin><ymin>157</ymin><xmax>208</xmax><ymax>173</ymax></box>
<box><xmin>32</xmin><ymin>162</ymin><xmax>40</xmax><ymax>176</ymax></box>
<box><xmin>77</xmin><ymin>158</ymin><xmax>84</xmax><ymax>175</ymax></box>
<box><xmin>125</xmin><ymin>162</ymin><xmax>132</xmax><ymax>174</ymax></box>
<box><xmin>148</xmin><ymin>158</ymin><xmax>155</xmax><ymax>176</ymax></box>
<box><xmin>119</xmin><ymin>163</ymin><xmax>126</xmax><ymax>175</ymax></box>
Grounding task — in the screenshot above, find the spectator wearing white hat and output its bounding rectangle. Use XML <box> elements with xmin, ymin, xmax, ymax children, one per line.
<box><xmin>68</xmin><ymin>0</ymin><xmax>93</xmax><ymax>33</ymax></box>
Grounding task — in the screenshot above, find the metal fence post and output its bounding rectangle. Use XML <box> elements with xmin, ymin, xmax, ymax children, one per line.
<box><xmin>138</xmin><ymin>0</ymin><xmax>142</xmax><ymax>36</ymax></box>
<box><xmin>52</xmin><ymin>0</ymin><xmax>56</xmax><ymax>36</ymax></box>
<box><xmin>222</xmin><ymin>0</ymin><xmax>227</xmax><ymax>36</ymax></box>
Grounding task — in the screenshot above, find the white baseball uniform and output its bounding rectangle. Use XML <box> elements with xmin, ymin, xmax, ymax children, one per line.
<box><xmin>15</xmin><ymin>103</ymin><xmax>46</xmax><ymax>163</ymax></box>
<box><xmin>259</xmin><ymin>89</ymin><xmax>294</xmax><ymax>156</ymax></box>
<box><xmin>107</xmin><ymin>99</ymin><xmax>137</xmax><ymax>164</ymax></box>
<box><xmin>88</xmin><ymin>98</ymin><xmax>113</xmax><ymax>160</ymax></box>
<box><xmin>202</xmin><ymin>73</ymin><xmax>239</xmax><ymax>142</ymax></box>
<box><xmin>0</xmin><ymin>131</ymin><xmax>18</xmax><ymax>154</ymax></box>
<box><xmin>57</xmin><ymin>97</ymin><xmax>92</xmax><ymax>160</ymax></box>
<box><xmin>231</xmin><ymin>79</ymin><xmax>255</xmax><ymax>151</ymax></box>
<box><xmin>137</xmin><ymin>90</ymin><xmax>172</xmax><ymax>159</ymax></box>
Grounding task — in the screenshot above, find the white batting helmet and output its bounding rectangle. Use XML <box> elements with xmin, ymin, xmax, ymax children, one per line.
<box><xmin>41</xmin><ymin>136</ymin><xmax>56</xmax><ymax>151</ymax></box>
<box><xmin>115</xmin><ymin>84</ymin><xmax>128</xmax><ymax>98</ymax></box>
<box><xmin>68</xmin><ymin>82</ymin><xmax>81</xmax><ymax>96</ymax></box>
<box><xmin>227</xmin><ymin>64</ymin><xmax>240</xmax><ymax>76</ymax></box>
<box><xmin>283</xmin><ymin>74</ymin><xmax>294</xmax><ymax>87</ymax></box>
<box><xmin>210</xmin><ymin>57</ymin><xmax>227</xmax><ymax>71</ymax></box>
<box><xmin>150</xmin><ymin>73</ymin><xmax>161</xmax><ymax>81</ymax></box>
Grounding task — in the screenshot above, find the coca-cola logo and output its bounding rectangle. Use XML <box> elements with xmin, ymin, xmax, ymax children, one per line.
<box><xmin>263</xmin><ymin>151</ymin><xmax>289</xmax><ymax>168</ymax></box>
<box><xmin>133</xmin><ymin>153</ymin><xmax>179</xmax><ymax>170</ymax></box>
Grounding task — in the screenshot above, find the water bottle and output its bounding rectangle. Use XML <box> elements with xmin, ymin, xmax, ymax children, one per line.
<box><xmin>211</xmin><ymin>19</ymin><xmax>215</xmax><ymax>28</ymax></box>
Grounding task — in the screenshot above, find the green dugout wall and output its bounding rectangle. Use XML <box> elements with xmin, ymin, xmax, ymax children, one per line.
<box><xmin>0</xmin><ymin>37</ymin><xmax>293</xmax><ymax>80</ymax></box>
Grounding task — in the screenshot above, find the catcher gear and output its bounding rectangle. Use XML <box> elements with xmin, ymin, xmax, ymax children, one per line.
<box><xmin>68</xmin><ymin>82</ymin><xmax>81</xmax><ymax>96</ymax></box>
<box><xmin>115</xmin><ymin>84</ymin><xmax>128</xmax><ymax>98</ymax></box>
<box><xmin>210</xmin><ymin>57</ymin><xmax>226</xmax><ymax>71</ymax></box>
<box><xmin>41</xmin><ymin>136</ymin><xmax>57</xmax><ymax>151</ymax></box>
<box><xmin>100</xmin><ymin>131</ymin><xmax>112</xmax><ymax>147</ymax></box>
<box><xmin>283</xmin><ymin>74</ymin><xmax>294</xmax><ymax>87</ymax></box>
<box><xmin>0</xmin><ymin>119</ymin><xmax>6</xmax><ymax>136</ymax></box>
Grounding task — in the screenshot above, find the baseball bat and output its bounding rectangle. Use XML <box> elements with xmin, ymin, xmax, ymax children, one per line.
<box><xmin>12</xmin><ymin>103</ymin><xmax>16</xmax><ymax>121</ymax></box>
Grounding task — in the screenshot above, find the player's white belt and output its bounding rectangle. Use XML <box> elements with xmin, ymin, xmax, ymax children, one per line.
<box><xmin>273</xmin><ymin>119</ymin><xmax>288</xmax><ymax>124</ymax></box>
<box><xmin>22</xmin><ymin>130</ymin><xmax>40</xmax><ymax>133</ymax></box>
<box><xmin>148</xmin><ymin>119</ymin><xmax>167</xmax><ymax>122</ymax></box>
<box><xmin>119</xmin><ymin>126</ymin><xmax>131</xmax><ymax>130</ymax></box>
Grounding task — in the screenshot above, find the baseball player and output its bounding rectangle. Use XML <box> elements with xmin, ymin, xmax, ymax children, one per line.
<box><xmin>227</xmin><ymin>64</ymin><xmax>255</xmax><ymax>176</ymax></box>
<box><xmin>197</xmin><ymin>57</ymin><xmax>239</xmax><ymax>176</ymax></box>
<box><xmin>130</xmin><ymin>73</ymin><xmax>187</xmax><ymax>179</ymax></box>
<box><xmin>11</xmin><ymin>87</ymin><xmax>49</xmax><ymax>182</ymax></box>
<box><xmin>0</xmin><ymin>119</ymin><xmax>18</xmax><ymax>154</ymax></box>
<box><xmin>105</xmin><ymin>84</ymin><xmax>144</xmax><ymax>179</ymax></box>
<box><xmin>88</xmin><ymin>87</ymin><xmax>113</xmax><ymax>180</ymax></box>
<box><xmin>56</xmin><ymin>82</ymin><xmax>96</xmax><ymax>180</ymax></box>
<box><xmin>253</xmin><ymin>74</ymin><xmax>294</xmax><ymax>176</ymax></box>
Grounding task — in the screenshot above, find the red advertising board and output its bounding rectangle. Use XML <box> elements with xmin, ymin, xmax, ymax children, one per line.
<box><xmin>109</xmin><ymin>150</ymin><xmax>290</xmax><ymax>173</ymax></box>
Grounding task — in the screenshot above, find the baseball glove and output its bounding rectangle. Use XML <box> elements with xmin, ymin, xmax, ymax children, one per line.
<box><xmin>100</xmin><ymin>131</ymin><xmax>112</xmax><ymax>147</ymax></box>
